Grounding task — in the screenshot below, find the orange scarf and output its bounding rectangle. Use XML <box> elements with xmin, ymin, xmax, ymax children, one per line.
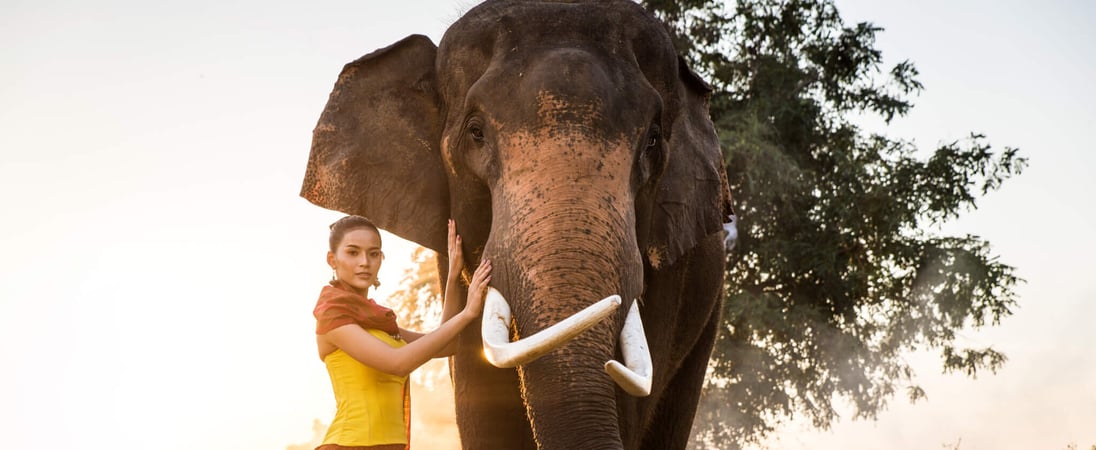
<box><xmin>314</xmin><ymin>280</ymin><xmax>400</xmax><ymax>337</ymax></box>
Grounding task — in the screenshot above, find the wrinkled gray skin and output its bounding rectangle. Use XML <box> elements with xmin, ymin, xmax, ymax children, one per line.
<box><xmin>301</xmin><ymin>1</ymin><xmax>733</xmax><ymax>449</ymax></box>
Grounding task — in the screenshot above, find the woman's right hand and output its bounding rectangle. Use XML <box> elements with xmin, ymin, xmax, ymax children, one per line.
<box><xmin>464</xmin><ymin>259</ymin><xmax>492</xmax><ymax>318</ymax></box>
<box><xmin>447</xmin><ymin>219</ymin><xmax>465</xmax><ymax>277</ymax></box>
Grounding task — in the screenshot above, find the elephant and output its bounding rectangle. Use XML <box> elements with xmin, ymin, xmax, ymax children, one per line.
<box><xmin>300</xmin><ymin>1</ymin><xmax>735</xmax><ymax>449</ymax></box>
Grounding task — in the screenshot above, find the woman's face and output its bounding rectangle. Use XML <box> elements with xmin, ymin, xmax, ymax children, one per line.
<box><xmin>328</xmin><ymin>227</ymin><xmax>384</xmax><ymax>295</ymax></box>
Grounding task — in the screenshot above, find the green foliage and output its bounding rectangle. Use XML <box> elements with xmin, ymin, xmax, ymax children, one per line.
<box><xmin>644</xmin><ymin>0</ymin><xmax>1025</xmax><ymax>448</ymax></box>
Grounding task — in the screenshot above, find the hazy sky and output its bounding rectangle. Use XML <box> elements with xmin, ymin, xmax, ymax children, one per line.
<box><xmin>1</xmin><ymin>1</ymin><xmax>1093</xmax><ymax>449</ymax></box>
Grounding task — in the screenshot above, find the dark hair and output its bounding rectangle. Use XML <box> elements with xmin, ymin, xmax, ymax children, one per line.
<box><xmin>328</xmin><ymin>215</ymin><xmax>382</xmax><ymax>251</ymax></box>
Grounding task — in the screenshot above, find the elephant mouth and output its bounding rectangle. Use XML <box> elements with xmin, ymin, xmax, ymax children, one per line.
<box><xmin>480</xmin><ymin>287</ymin><xmax>653</xmax><ymax>396</ymax></box>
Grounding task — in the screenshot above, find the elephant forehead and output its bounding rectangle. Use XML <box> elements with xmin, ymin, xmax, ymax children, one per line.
<box><xmin>533</xmin><ymin>91</ymin><xmax>608</xmax><ymax>135</ymax></box>
<box><xmin>438</xmin><ymin>1</ymin><xmax>677</xmax><ymax>116</ymax></box>
<box><xmin>461</xmin><ymin>49</ymin><xmax>656</xmax><ymax>136</ymax></box>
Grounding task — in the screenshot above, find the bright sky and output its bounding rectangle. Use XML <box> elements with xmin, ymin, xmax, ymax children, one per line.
<box><xmin>1</xmin><ymin>1</ymin><xmax>1092</xmax><ymax>449</ymax></box>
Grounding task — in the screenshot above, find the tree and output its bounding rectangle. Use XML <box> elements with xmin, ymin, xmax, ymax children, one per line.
<box><xmin>388</xmin><ymin>246</ymin><xmax>443</xmax><ymax>332</ymax></box>
<box><xmin>642</xmin><ymin>0</ymin><xmax>1025</xmax><ymax>448</ymax></box>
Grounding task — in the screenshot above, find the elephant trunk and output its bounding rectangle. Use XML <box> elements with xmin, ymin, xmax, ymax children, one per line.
<box><xmin>522</xmin><ymin>344</ymin><xmax>624</xmax><ymax>449</ymax></box>
<box><xmin>487</xmin><ymin>240</ymin><xmax>635</xmax><ymax>449</ymax></box>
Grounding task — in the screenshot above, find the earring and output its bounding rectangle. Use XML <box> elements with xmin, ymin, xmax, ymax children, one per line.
<box><xmin>373</xmin><ymin>279</ymin><xmax>381</xmax><ymax>288</ymax></box>
<box><xmin>331</xmin><ymin>269</ymin><xmax>337</xmax><ymax>282</ymax></box>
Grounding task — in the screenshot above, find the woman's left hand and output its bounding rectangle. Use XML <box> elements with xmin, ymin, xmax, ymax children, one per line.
<box><xmin>464</xmin><ymin>259</ymin><xmax>492</xmax><ymax>318</ymax></box>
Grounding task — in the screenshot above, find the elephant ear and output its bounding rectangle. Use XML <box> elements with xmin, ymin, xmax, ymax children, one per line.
<box><xmin>301</xmin><ymin>34</ymin><xmax>449</xmax><ymax>252</ymax></box>
<box><xmin>644</xmin><ymin>57</ymin><xmax>734</xmax><ymax>269</ymax></box>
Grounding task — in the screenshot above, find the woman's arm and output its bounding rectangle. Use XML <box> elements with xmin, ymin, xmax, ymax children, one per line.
<box><xmin>443</xmin><ymin>219</ymin><xmax>466</xmax><ymax>319</ymax></box>
<box><xmin>324</xmin><ymin>259</ymin><xmax>491</xmax><ymax>377</ymax></box>
<box><xmin>393</xmin><ymin>220</ymin><xmax>467</xmax><ymax>347</ymax></box>
<box><xmin>400</xmin><ymin>275</ymin><xmax>462</xmax><ymax>347</ymax></box>
<box><xmin>435</xmin><ymin>220</ymin><xmax>467</xmax><ymax>355</ymax></box>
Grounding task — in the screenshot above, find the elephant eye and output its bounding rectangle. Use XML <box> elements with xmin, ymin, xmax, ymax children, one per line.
<box><xmin>646</xmin><ymin>126</ymin><xmax>661</xmax><ymax>148</ymax></box>
<box><xmin>469</xmin><ymin>125</ymin><xmax>485</xmax><ymax>142</ymax></box>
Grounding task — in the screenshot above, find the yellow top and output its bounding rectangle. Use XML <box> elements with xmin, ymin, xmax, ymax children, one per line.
<box><xmin>322</xmin><ymin>328</ymin><xmax>409</xmax><ymax>447</ymax></box>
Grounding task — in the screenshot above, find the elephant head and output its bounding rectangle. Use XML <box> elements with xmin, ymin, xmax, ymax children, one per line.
<box><xmin>301</xmin><ymin>1</ymin><xmax>734</xmax><ymax>448</ymax></box>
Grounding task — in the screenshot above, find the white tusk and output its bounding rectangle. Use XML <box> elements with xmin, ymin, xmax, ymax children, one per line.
<box><xmin>482</xmin><ymin>287</ymin><xmax>622</xmax><ymax>368</ymax></box>
<box><xmin>723</xmin><ymin>214</ymin><xmax>738</xmax><ymax>252</ymax></box>
<box><xmin>604</xmin><ymin>300</ymin><xmax>653</xmax><ymax>397</ymax></box>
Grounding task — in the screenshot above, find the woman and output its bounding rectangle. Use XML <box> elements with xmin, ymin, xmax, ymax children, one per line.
<box><xmin>314</xmin><ymin>215</ymin><xmax>491</xmax><ymax>450</ymax></box>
